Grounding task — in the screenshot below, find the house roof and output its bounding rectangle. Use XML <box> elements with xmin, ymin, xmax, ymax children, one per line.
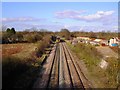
<box><xmin>94</xmin><ymin>39</ymin><xmax>103</xmax><ymax>42</ymax></box>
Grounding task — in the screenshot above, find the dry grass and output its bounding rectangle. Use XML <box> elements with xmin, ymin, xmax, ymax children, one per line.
<box><xmin>2</xmin><ymin>44</ymin><xmax>23</xmax><ymax>56</ymax></box>
<box><xmin>2</xmin><ymin>43</ymin><xmax>38</xmax><ymax>59</ymax></box>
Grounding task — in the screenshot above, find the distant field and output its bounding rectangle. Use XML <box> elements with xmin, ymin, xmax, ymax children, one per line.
<box><xmin>2</xmin><ymin>43</ymin><xmax>38</xmax><ymax>59</ymax></box>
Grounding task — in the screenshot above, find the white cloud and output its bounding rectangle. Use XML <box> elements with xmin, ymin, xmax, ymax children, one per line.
<box><xmin>55</xmin><ymin>10</ymin><xmax>115</xmax><ymax>22</ymax></box>
<box><xmin>1</xmin><ymin>17</ymin><xmax>46</xmax><ymax>23</ymax></box>
<box><xmin>55</xmin><ymin>10</ymin><xmax>86</xmax><ymax>19</ymax></box>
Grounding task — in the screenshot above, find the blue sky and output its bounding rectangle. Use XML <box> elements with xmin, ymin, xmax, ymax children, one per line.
<box><xmin>2</xmin><ymin>2</ymin><xmax>118</xmax><ymax>32</ymax></box>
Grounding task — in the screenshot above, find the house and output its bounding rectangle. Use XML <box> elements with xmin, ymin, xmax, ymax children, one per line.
<box><xmin>76</xmin><ymin>36</ymin><xmax>91</xmax><ymax>44</ymax></box>
<box><xmin>76</xmin><ymin>36</ymin><xmax>90</xmax><ymax>41</ymax></box>
<box><xmin>93</xmin><ymin>39</ymin><xmax>109</xmax><ymax>46</ymax></box>
<box><xmin>94</xmin><ymin>39</ymin><xmax>103</xmax><ymax>43</ymax></box>
<box><xmin>89</xmin><ymin>41</ymin><xmax>100</xmax><ymax>46</ymax></box>
<box><xmin>109</xmin><ymin>37</ymin><xmax>119</xmax><ymax>47</ymax></box>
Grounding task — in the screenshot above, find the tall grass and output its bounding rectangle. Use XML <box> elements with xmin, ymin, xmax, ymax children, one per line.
<box><xmin>68</xmin><ymin>43</ymin><xmax>102</xmax><ymax>69</ymax></box>
<box><xmin>105</xmin><ymin>57</ymin><xmax>118</xmax><ymax>87</ymax></box>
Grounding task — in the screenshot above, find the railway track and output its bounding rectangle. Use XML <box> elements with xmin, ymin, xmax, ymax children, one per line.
<box><xmin>33</xmin><ymin>42</ymin><xmax>91</xmax><ymax>89</ymax></box>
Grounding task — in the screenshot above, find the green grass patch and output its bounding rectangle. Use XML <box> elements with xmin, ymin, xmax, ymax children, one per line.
<box><xmin>67</xmin><ymin>42</ymin><xmax>101</xmax><ymax>70</ymax></box>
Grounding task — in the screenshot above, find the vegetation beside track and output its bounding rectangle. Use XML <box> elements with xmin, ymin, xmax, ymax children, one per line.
<box><xmin>2</xmin><ymin>34</ymin><xmax>56</xmax><ymax>88</ymax></box>
<box><xmin>67</xmin><ymin>42</ymin><xmax>118</xmax><ymax>88</ymax></box>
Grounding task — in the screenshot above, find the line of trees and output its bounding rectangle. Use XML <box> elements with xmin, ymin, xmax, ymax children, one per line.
<box><xmin>2</xmin><ymin>27</ymin><xmax>119</xmax><ymax>44</ymax></box>
<box><xmin>56</xmin><ymin>29</ymin><xmax>118</xmax><ymax>40</ymax></box>
<box><xmin>2</xmin><ymin>28</ymin><xmax>56</xmax><ymax>44</ymax></box>
<box><xmin>2</xmin><ymin>28</ymin><xmax>23</xmax><ymax>44</ymax></box>
<box><xmin>70</xmin><ymin>31</ymin><xmax>118</xmax><ymax>40</ymax></box>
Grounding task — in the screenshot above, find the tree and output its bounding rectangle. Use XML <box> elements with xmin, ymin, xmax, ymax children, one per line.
<box><xmin>2</xmin><ymin>28</ymin><xmax>17</xmax><ymax>43</ymax></box>
<box><xmin>6</xmin><ymin>28</ymin><xmax>11</xmax><ymax>33</ymax></box>
<box><xmin>11</xmin><ymin>28</ymin><xmax>16</xmax><ymax>34</ymax></box>
<box><xmin>6</xmin><ymin>28</ymin><xmax>16</xmax><ymax>35</ymax></box>
<box><xmin>60</xmin><ymin>28</ymin><xmax>70</xmax><ymax>40</ymax></box>
<box><xmin>89</xmin><ymin>31</ymin><xmax>97</xmax><ymax>38</ymax></box>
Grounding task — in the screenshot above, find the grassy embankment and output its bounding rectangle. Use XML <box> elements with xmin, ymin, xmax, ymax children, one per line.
<box><xmin>2</xmin><ymin>41</ymin><xmax>53</xmax><ymax>88</ymax></box>
<box><xmin>67</xmin><ymin>42</ymin><xmax>118</xmax><ymax>88</ymax></box>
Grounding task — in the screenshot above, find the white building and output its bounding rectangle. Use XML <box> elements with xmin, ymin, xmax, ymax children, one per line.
<box><xmin>76</xmin><ymin>36</ymin><xmax>90</xmax><ymax>41</ymax></box>
<box><xmin>94</xmin><ymin>39</ymin><xmax>103</xmax><ymax>43</ymax></box>
<box><xmin>109</xmin><ymin>37</ymin><xmax>118</xmax><ymax>46</ymax></box>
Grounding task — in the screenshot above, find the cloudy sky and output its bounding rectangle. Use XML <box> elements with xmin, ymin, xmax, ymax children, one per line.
<box><xmin>2</xmin><ymin>2</ymin><xmax>118</xmax><ymax>32</ymax></box>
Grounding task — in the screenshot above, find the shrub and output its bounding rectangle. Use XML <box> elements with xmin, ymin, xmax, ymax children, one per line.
<box><xmin>16</xmin><ymin>33</ymin><xmax>23</xmax><ymax>42</ymax></box>
<box><xmin>23</xmin><ymin>33</ymin><xmax>43</xmax><ymax>43</ymax></box>
<box><xmin>36</xmin><ymin>35</ymin><xmax>51</xmax><ymax>57</ymax></box>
